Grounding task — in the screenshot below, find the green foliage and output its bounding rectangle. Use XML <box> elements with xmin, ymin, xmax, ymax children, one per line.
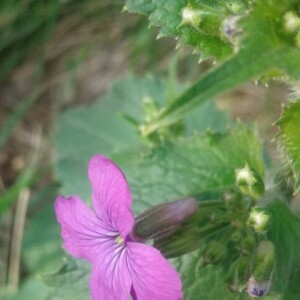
<box><xmin>126</xmin><ymin>0</ymin><xmax>300</xmax><ymax>65</ymax></box>
<box><xmin>125</xmin><ymin>0</ymin><xmax>246</xmax><ymax>60</ymax></box>
<box><xmin>267</xmin><ymin>201</ymin><xmax>300</xmax><ymax>299</ymax></box>
<box><xmin>51</xmin><ymin>76</ymin><xmax>266</xmax><ymax>299</ymax></box>
<box><xmin>276</xmin><ymin>101</ymin><xmax>300</xmax><ymax>193</ymax></box>
<box><xmin>54</xmin><ymin>76</ymin><xmax>263</xmax><ymax>209</ymax></box>
<box><xmin>125</xmin><ymin>0</ymin><xmax>300</xmax><ymax>136</ymax></box>
<box><xmin>172</xmin><ymin>251</ymin><xmax>235</xmax><ymax>300</ymax></box>
<box><xmin>22</xmin><ymin>184</ymin><xmax>63</xmax><ymax>274</ymax></box>
<box><xmin>128</xmin><ymin>125</ymin><xmax>264</xmax><ymax>214</ymax></box>
<box><xmin>3</xmin><ymin>278</ymin><xmax>48</xmax><ymax>300</ymax></box>
<box><xmin>43</xmin><ymin>260</ymin><xmax>90</xmax><ymax>300</ymax></box>
<box><xmin>54</xmin><ymin>76</ymin><xmax>230</xmax><ymax>201</ymax></box>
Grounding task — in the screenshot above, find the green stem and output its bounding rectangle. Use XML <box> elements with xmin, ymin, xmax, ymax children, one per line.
<box><xmin>143</xmin><ymin>46</ymin><xmax>297</xmax><ymax>136</ymax></box>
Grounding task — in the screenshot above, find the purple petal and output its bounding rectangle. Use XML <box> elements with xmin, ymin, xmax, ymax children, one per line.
<box><xmin>88</xmin><ymin>154</ymin><xmax>134</xmax><ymax>237</ymax></box>
<box><xmin>127</xmin><ymin>242</ymin><xmax>183</xmax><ymax>300</ymax></box>
<box><xmin>90</xmin><ymin>243</ymin><xmax>132</xmax><ymax>300</ymax></box>
<box><xmin>55</xmin><ymin>195</ymin><xmax>116</xmax><ymax>263</ymax></box>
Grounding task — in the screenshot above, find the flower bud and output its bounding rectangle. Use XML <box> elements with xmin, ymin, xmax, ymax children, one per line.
<box><xmin>181</xmin><ymin>7</ymin><xmax>202</xmax><ymax>27</ymax></box>
<box><xmin>251</xmin><ymin>241</ymin><xmax>275</xmax><ymax>282</ymax></box>
<box><xmin>247</xmin><ymin>240</ymin><xmax>275</xmax><ymax>297</ymax></box>
<box><xmin>202</xmin><ymin>241</ymin><xmax>228</xmax><ymax>265</ymax></box>
<box><xmin>248</xmin><ymin>207</ymin><xmax>271</xmax><ymax>234</ymax></box>
<box><xmin>132</xmin><ymin>197</ymin><xmax>198</xmax><ymax>241</ymax></box>
<box><xmin>226</xmin><ymin>256</ymin><xmax>251</xmax><ymax>292</ymax></box>
<box><xmin>247</xmin><ymin>277</ymin><xmax>272</xmax><ymax>298</ymax></box>
<box><xmin>239</xmin><ymin>229</ymin><xmax>256</xmax><ymax>255</ymax></box>
<box><xmin>222</xmin><ymin>16</ymin><xmax>241</xmax><ymax>45</ymax></box>
<box><xmin>235</xmin><ymin>164</ymin><xmax>264</xmax><ymax>200</ymax></box>
<box><xmin>226</xmin><ymin>1</ymin><xmax>244</xmax><ymax>14</ymax></box>
<box><xmin>154</xmin><ymin>208</ymin><xmax>227</xmax><ymax>258</ymax></box>
<box><xmin>283</xmin><ymin>11</ymin><xmax>300</xmax><ymax>32</ymax></box>
<box><xmin>154</xmin><ymin>226</ymin><xmax>202</xmax><ymax>258</ymax></box>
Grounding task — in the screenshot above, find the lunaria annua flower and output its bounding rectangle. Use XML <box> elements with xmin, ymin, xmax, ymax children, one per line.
<box><xmin>55</xmin><ymin>154</ymin><xmax>182</xmax><ymax>300</ymax></box>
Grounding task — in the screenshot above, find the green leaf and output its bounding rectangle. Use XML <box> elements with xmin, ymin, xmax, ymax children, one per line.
<box><xmin>22</xmin><ymin>184</ymin><xmax>64</xmax><ymax>274</ymax></box>
<box><xmin>276</xmin><ymin>101</ymin><xmax>300</xmax><ymax>193</ymax></box>
<box><xmin>172</xmin><ymin>250</ymin><xmax>236</xmax><ymax>300</ymax></box>
<box><xmin>128</xmin><ymin>125</ymin><xmax>264</xmax><ymax>214</ymax></box>
<box><xmin>43</xmin><ymin>259</ymin><xmax>90</xmax><ymax>300</ymax></box>
<box><xmin>55</xmin><ymin>75</ymin><xmax>164</xmax><ymax>199</ymax></box>
<box><xmin>2</xmin><ymin>277</ymin><xmax>48</xmax><ymax>300</ymax></box>
<box><xmin>125</xmin><ymin>0</ymin><xmax>300</xmax><ymax>136</ymax></box>
<box><xmin>55</xmin><ymin>89</ymin><xmax>263</xmax><ymax>213</ymax></box>
<box><xmin>54</xmin><ymin>76</ymin><xmax>229</xmax><ymax>201</ymax></box>
<box><xmin>267</xmin><ymin>200</ymin><xmax>300</xmax><ymax>299</ymax></box>
<box><xmin>125</xmin><ymin>0</ymin><xmax>238</xmax><ymax>60</ymax></box>
<box><xmin>143</xmin><ymin>45</ymin><xmax>300</xmax><ymax>137</ymax></box>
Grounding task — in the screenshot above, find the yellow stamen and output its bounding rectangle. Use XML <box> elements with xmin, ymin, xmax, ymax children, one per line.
<box><xmin>115</xmin><ymin>235</ymin><xmax>124</xmax><ymax>246</ymax></box>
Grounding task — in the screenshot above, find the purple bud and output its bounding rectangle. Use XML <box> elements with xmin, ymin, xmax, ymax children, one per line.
<box><xmin>247</xmin><ymin>277</ymin><xmax>271</xmax><ymax>298</ymax></box>
<box><xmin>132</xmin><ymin>197</ymin><xmax>198</xmax><ymax>241</ymax></box>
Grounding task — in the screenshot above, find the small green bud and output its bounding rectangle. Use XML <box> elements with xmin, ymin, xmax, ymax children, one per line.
<box><xmin>247</xmin><ymin>241</ymin><xmax>275</xmax><ymax>297</ymax></box>
<box><xmin>251</xmin><ymin>240</ymin><xmax>275</xmax><ymax>283</ymax></box>
<box><xmin>283</xmin><ymin>11</ymin><xmax>300</xmax><ymax>32</ymax></box>
<box><xmin>202</xmin><ymin>241</ymin><xmax>228</xmax><ymax>265</ymax></box>
<box><xmin>248</xmin><ymin>207</ymin><xmax>271</xmax><ymax>234</ymax></box>
<box><xmin>226</xmin><ymin>1</ymin><xmax>245</xmax><ymax>14</ymax></box>
<box><xmin>239</xmin><ymin>229</ymin><xmax>256</xmax><ymax>255</ymax></box>
<box><xmin>181</xmin><ymin>7</ymin><xmax>202</xmax><ymax>27</ymax></box>
<box><xmin>226</xmin><ymin>256</ymin><xmax>251</xmax><ymax>292</ymax></box>
<box><xmin>235</xmin><ymin>164</ymin><xmax>264</xmax><ymax>200</ymax></box>
<box><xmin>230</xmin><ymin>229</ymin><xmax>243</xmax><ymax>243</ymax></box>
<box><xmin>142</xmin><ymin>96</ymin><xmax>159</xmax><ymax>123</ymax></box>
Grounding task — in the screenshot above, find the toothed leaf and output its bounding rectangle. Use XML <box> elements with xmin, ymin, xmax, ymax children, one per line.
<box><xmin>277</xmin><ymin>101</ymin><xmax>300</xmax><ymax>193</ymax></box>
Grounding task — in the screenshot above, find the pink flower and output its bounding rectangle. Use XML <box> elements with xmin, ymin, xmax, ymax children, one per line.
<box><xmin>55</xmin><ymin>154</ymin><xmax>182</xmax><ymax>300</ymax></box>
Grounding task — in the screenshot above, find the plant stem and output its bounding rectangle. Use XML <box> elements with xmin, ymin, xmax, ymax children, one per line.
<box><xmin>143</xmin><ymin>46</ymin><xmax>299</xmax><ymax>136</ymax></box>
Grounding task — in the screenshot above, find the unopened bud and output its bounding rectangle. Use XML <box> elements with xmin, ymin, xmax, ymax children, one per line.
<box><xmin>230</xmin><ymin>229</ymin><xmax>243</xmax><ymax>243</ymax></box>
<box><xmin>181</xmin><ymin>7</ymin><xmax>202</xmax><ymax>27</ymax></box>
<box><xmin>226</xmin><ymin>256</ymin><xmax>251</xmax><ymax>292</ymax></box>
<box><xmin>226</xmin><ymin>1</ymin><xmax>245</xmax><ymax>14</ymax></box>
<box><xmin>239</xmin><ymin>229</ymin><xmax>256</xmax><ymax>255</ymax></box>
<box><xmin>251</xmin><ymin>240</ymin><xmax>275</xmax><ymax>282</ymax></box>
<box><xmin>154</xmin><ymin>226</ymin><xmax>202</xmax><ymax>258</ymax></box>
<box><xmin>132</xmin><ymin>197</ymin><xmax>198</xmax><ymax>241</ymax></box>
<box><xmin>235</xmin><ymin>164</ymin><xmax>264</xmax><ymax>200</ymax></box>
<box><xmin>247</xmin><ymin>240</ymin><xmax>275</xmax><ymax>297</ymax></box>
<box><xmin>248</xmin><ymin>207</ymin><xmax>271</xmax><ymax>234</ymax></box>
<box><xmin>222</xmin><ymin>16</ymin><xmax>241</xmax><ymax>45</ymax></box>
<box><xmin>283</xmin><ymin>11</ymin><xmax>300</xmax><ymax>32</ymax></box>
<box><xmin>247</xmin><ymin>277</ymin><xmax>271</xmax><ymax>298</ymax></box>
<box><xmin>203</xmin><ymin>241</ymin><xmax>227</xmax><ymax>265</ymax></box>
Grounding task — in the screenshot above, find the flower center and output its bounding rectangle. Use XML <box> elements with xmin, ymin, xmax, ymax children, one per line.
<box><xmin>115</xmin><ymin>235</ymin><xmax>125</xmax><ymax>246</ymax></box>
